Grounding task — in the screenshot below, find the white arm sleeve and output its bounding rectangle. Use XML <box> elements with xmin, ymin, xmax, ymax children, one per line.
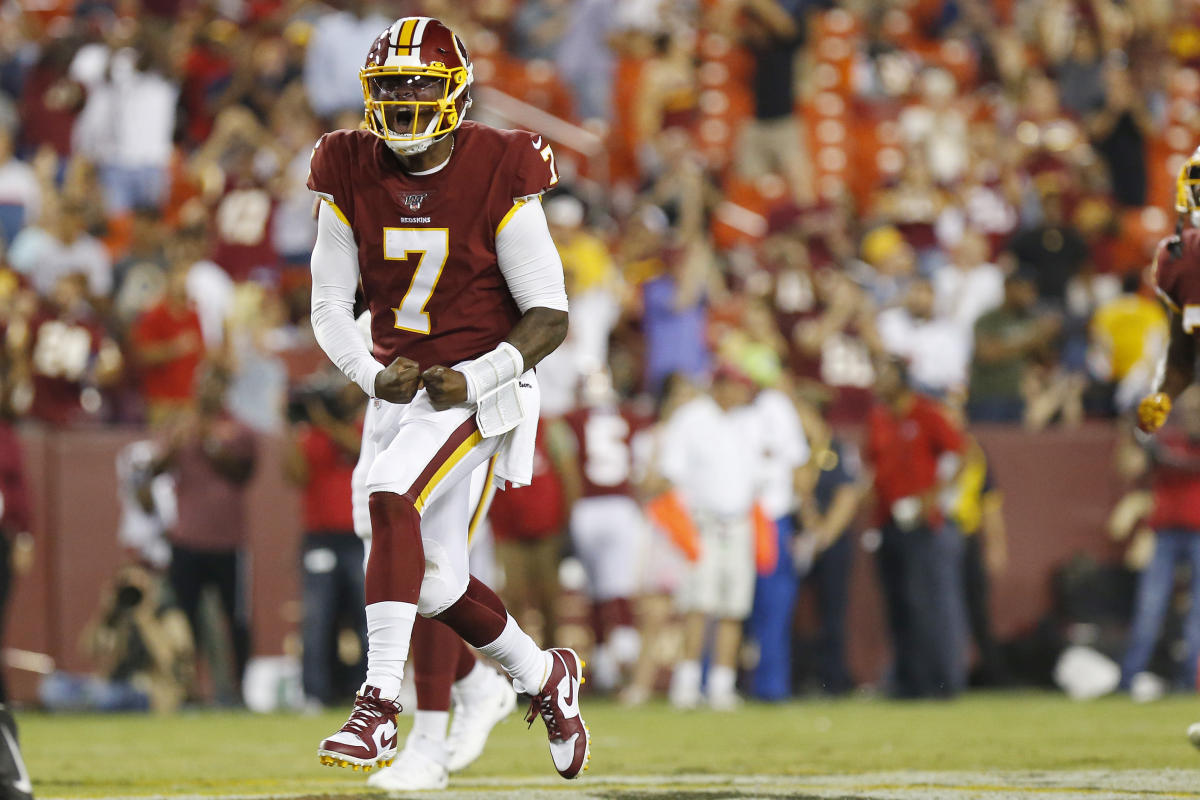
<box><xmin>310</xmin><ymin>201</ymin><xmax>384</xmax><ymax>396</ymax></box>
<box><xmin>495</xmin><ymin>197</ymin><xmax>569</xmax><ymax>313</ymax></box>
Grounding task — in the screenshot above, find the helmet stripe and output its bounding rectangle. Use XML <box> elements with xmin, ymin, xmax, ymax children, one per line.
<box><xmin>413</xmin><ymin>17</ymin><xmax>432</xmax><ymax>51</ymax></box>
<box><xmin>393</xmin><ymin>18</ymin><xmax>418</xmax><ymax>54</ymax></box>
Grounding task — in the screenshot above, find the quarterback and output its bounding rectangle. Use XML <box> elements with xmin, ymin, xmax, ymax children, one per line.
<box><xmin>308</xmin><ymin>16</ymin><xmax>588</xmax><ymax>779</ymax></box>
<box><xmin>1141</xmin><ymin>147</ymin><xmax>1200</xmax><ymax>434</ymax></box>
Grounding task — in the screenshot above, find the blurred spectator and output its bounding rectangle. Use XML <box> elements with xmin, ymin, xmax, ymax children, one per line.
<box><xmin>1055</xmin><ymin>26</ymin><xmax>1106</xmax><ymax>117</ymax></box>
<box><xmin>71</xmin><ymin>38</ymin><xmax>178</xmax><ymax>213</ymax></box>
<box><xmin>1086</xmin><ymin>60</ymin><xmax>1152</xmax><ymax>208</ymax></box>
<box><xmin>224</xmin><ymin>283</ymin><xmax>288</xmax><ymax>434</ymax></box>
<box><xmin>39</xmin><ymin>563</ymin><xmax>192</xmax><ymax>713</ymax></box>
<box><xmin>558</xmin><ymin>373</ymin><xmax>650</xmax><ymax>693</ymax></box>
<box><xmin>867</xmin><ymin>357</ymin><xmax>967</xmax><ymax>698</ymax></box>
<box><xmin>115</xmin><ymin>440</ymin><xmax>175</xmax><ymax>570</ymax></box>
<box><xmin>511</xmin><ymin>0</ymin><xmax>570</xmax><ymax>62</ymax></box>
<box><xmin>112</xmin><ymin>206</ymin><xmax>169</xmax><ymax>325</ymax></box>
<box><xmin>553</xmin><ymin>0</ymin><xmax>615</xmax><ymax>121</ymax></box>
<box><xmin>1008</xmin><ymin>188</ymin><xmax>1089</xmax><ymax>307</ymax></box>
<box><xmin>282</xmin><ymin>376</ymin><xmax>366</xmax><ymax>709</ymax></box>
<box><xmin>725</xmin><ymin>0</ymin><xmax>821</xmax><ymax>204</ymax></box>
<box><xmin>17</xmin><ymin>37</ymin><xmax>86</xmax><ymax>159</ymax></box>
<box><xmin>967</xmin><ymin>272</ymin><xmax>1061</xmax><ymax>424</ymax></box>
<box><xmin>946</xmin><ymin>412</ymin><xmax>1010</xmax><ymax>687</ymax></box>
<box><xmin>1086</xmin><ymin>271</ymin><xmax>1167</xmax><ymax>415</ymax></box>
<box><xmin>132</xmin><ymin>262</ymin><xmax>206</xmax><ymax>426</ymax></box>
<box><xmin>637</xmin><ymin>232</ymin><xmax>715</xmax><ymax>395</ymax></box>
<box><xmin>0</xmin><ymin>412</ymin><xmax>30</xmax><ymax>704</ymax></box>
<box><xmin>745</xmin><ymin>378</ymin><xmax>808</xmax><ymax>701</ymax></box>
<box><xmin>789</xmin><ymin>267</ymin><xmax>881</xmax><ymax>423</ymax></box>
<box><xmin>899</xmin><ymin>68</ymin><xmax>969</xmax><ymax>186</ymax></box>
<box><xmin>794</xmin><ymin>399</ymin><xmax>865</xmax><ymax>696</ymax></box>
<box><xmin>0</xmin><ymin>125</ymin><xmax>40</xmax><ymax>246</ymax></box>
<box><xmin>489</xmin><ymin>423</ymin><xmax>572</xmax><ymax>646</ymax></box>
<box><xmin>151</xmin><ymin>365</ymin><xmax>257</xmax><ymax>704</ymax></box>
<box><xmin>7</xmin><ymin>198</ymin><xmax>112</xmax><ymax>299</ymax></box>
<box><xmin>856</xmin><ymin>224</ymin><xmax>917</xmax><ymax>309</ymax></box>
<box><xmin>657</xmin><ymin>365</ymin><xmax>764</xmax><ymax>710</ymax></box>
<box><xmin>303</xmin><ymin>0</ymin><xmax>391</xmax><ymax>121</ymax></box>
<box><xmin>932</xmin><ymin>228</ymin><xmax>1005</xmax><ymax>336</ymax></box>
<box><xmin>11</xmin><ymin>273</ymin><xmax>122</xmax><ymax>425</ymax></box>
<box><xmin>877</xmin><ymin>277</ymin><xmax>971</xmax><ymax>399</ymax></box>
<box><xmin>1119</xmin><ymin>388</ymin><xmax>1200</xmax><ymax>693</ymax></box>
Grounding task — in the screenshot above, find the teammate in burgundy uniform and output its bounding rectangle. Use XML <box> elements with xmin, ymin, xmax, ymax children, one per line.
<box><xmin>1142</xmin><ymin>147</ymin><xmax>1200</xmax><ymax>434</ymax></box>
<box><xmin>558</xmin><ymin>373</ymin><xmax>650</xmax><ymax>692</ymax></box>
<box><xmin>349</xmin><ymin>313</ymin><xmax>516</xmax><ymax>792</ymax></box>
<box><xmin>309</xmin><ymin>17</ymin><xmax>589</xmax><ymax>779</ymax></box>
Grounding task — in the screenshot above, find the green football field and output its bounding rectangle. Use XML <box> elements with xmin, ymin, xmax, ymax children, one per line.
<box><xmin>15</xmin><ymin>693</ymin><xmax>1200</xmax><ymax>799</ymax></box>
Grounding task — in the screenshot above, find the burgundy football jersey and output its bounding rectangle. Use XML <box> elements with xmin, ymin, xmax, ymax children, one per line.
<box><xmin>307</xmin><ymin>121</ymin><xmax>559</xmax><ymax>369</ymax></box>
<box><xmin>1154</xmin><ymin>228</ymin><xmax>1200</xmax><ymax>332</ymax></box>
<box><xmin>27</xmin><ymin>308</ymin><xmax>107</xmax><ymax>424</ymax></box>
<box><xmin>564</xmin><ymin>405</ymin><xmax>649</xmax><ymax>499</ymax></box>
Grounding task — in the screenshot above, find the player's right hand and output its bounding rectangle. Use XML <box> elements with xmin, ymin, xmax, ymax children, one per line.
<box><xmin>1137</xmin><ymin>392</ymin><xmax>1172</xmax><ymax>434</ymax></box>
<box><xmin>375</xmin><ymin>356</ymin><xmax>422</xmax><ymax>404</ymax></box>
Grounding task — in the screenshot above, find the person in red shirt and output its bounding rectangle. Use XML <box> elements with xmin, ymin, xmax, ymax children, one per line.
<box><xmin>283</xmin><ymin>377</ymin><xmax>367</xmax><ymax>708</ymax></box>
<box><xmin>1121</xmin><ymin>387</ymin><xmax>1200</xmax><ymax>691</ymax></box>
<box><xmin>133</xmin><ymin>261</ymin><xmax>205</xmax><ymax>426</ymax></box>
<box><xmin>488</xmin><ymin>423</ymin><xmax>576</xmax><ymax>646</ymax></box>
<box><xmin>865</xmin><ymin>357</ymin><xmax>967</xmax><ymax>699</ymax></box>
<box><xmin>150</xmin><ymin>365</ymin><xmax>257</xmax><ymax>704</ymax></box>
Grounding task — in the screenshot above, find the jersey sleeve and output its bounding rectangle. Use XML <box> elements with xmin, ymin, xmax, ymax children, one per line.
<box><xmin>1152</xmin><ymin>236</ymin><xmax>1184</xmax><ymax>313</ymax></box>
<box><xmin>307</xmin><ymin>132</ymin><xmax>356</xmax><ymax>228</ymax></box>
<box><xmin>506</xmin><ymin>130</ymin><xmax>559</xmax><ymax>200</ymax></box>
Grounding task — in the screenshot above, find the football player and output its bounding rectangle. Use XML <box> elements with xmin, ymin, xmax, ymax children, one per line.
<box><xmin>349</xmin><ymin>314</ymin><xmax>516</xmax><ymax>791</ymax></box>
<box><xmin>1140</xmin><ymin>147</ymin><xmax>1200</xmax><ymax>434</ymax></box>
<box><xmin>309</xmin><ymin>16</ymin><xmax>588</xmax><ymax>779</ymax></box>
<box><xmin>557</xmin><ymin>371</ymin><xmax>651</xmax><ymax>692</ymax></box>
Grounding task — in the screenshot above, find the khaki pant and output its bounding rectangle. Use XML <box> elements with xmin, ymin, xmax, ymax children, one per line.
<box><xmin>495</xmin><ymin>534</ymin><xmax>563</xmax><ymax>645</ymax></box>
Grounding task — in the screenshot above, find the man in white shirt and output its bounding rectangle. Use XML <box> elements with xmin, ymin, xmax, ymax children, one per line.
<box><xmin>746</xmin><ymin>381</ymin><xmax>809</xmax><ymax>700</ymax></box>
<box><xmin>658</xmin><ymin>365</ymin><xmax>766</xmax><ymax>710</ymax></box>
<box><xmin>878</xmin><ymin>277</ymin><xmax>971</xmax><ymax>398</ymax></box>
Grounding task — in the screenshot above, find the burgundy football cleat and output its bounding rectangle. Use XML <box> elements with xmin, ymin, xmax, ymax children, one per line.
<box><xmin>524</xmin><ymin>648</ymin><xmax>591</xmax><ymax>779</ymax></box>
<box><xmin>317</xmin><ymin>686</ymin><xmax>400</xmax><ymax>771</ymax></box>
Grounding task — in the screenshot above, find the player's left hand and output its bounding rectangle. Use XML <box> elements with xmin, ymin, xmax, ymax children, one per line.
<box><xmin>422</xmin><ymin>365</ymin><xmax>468</xmax><ymax>410</ymax></box>
<box><xmin>1137</xmin><ymin>392</ymin><xmax>1172</xmax><ymax>434</ymax></box>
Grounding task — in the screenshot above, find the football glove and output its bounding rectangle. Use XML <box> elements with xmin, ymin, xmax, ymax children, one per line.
<box><xmin>1137</xmin><ymin>392</ymin><xmax>1172</xmax><ymax>434</ymax></box>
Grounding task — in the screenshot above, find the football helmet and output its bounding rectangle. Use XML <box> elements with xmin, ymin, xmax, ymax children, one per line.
<box><xmin>1175</xmin><ymin>145</ymin><xmax>1200</xmax><ymax>223</ymax></box>
<box><xmin>361</xmin><ymin>17</ymin><xmax>473</xmax><ymax>156</ymax></box>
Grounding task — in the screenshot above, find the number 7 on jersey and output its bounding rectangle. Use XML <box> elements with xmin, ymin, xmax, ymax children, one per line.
<box><xmin>383</xmin><ymin>227</ymin><xmax>449</xmax><ymax>334</ymax></box>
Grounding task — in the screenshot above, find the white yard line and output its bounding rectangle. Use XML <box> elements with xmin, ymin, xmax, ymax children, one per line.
<box><xmin>35</xmin><ymin>770</ymin><xmax>1200</xmax><ymax>800</ymax></box>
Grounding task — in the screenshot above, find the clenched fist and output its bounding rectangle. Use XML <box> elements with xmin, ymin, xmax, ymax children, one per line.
<box><xmin>1137</xmin><ymin>392</ymin><xmax>1172</xmax><ymax>434</ymax></box>
<box><xmin>421</xmin><ymin>365</ymin><xmax>467</xmax><ymax>411</ymax></box>
<box><xmin>375</xmin><ymin>356</ymin><xmax>422</xmax><ymax>404</ymax></box>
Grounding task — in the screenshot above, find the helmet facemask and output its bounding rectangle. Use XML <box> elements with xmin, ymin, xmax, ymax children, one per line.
<box><xmin>361</xmin><ymin>63</ymin><xmax>471</xmax><ymax>156</ymax></box>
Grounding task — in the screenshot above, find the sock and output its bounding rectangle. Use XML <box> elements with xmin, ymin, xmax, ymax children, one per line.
<box><xmin>455</xmin><ymin>659</ymin><xmax>493</xmax><ymax>695</ymax></box>
<box><xmin>434</xmin><ymin>576</ymin><xmax>511</xmax><ymax>647</ymax></box>
<box><xmin>407</xmin><ymin>710</ymin><xmax>449</xmax><ymax>761</ymax></box>
<box><xmin>364</xmin><ymin>601</ymin><xmax>417</xmax><ymax>697</ymax></box>
<box><xmin>454</xmin><ymin>638</ymin><xmax>478</xmax><ymax>683</ymax></box>
<box><xmin>671</xmin><ymin>659</ymin><xmax>701</xmax><ymax>698</ymax></box>
<box><xmin>709</xmin><ymin>665</ymin><xmax>737</xmax><ymax>698</ymax></box>
<box><xmin>410</xmin><ymin>710</ymin><xmax>449</xmax><ymax>743</ymax></box>
<box><xmin>609</xmin><ymin>625</ymin><xmax>641</xmax><ymax>665</ymax></box>
<box><xmin>476</xmin><ymin>614</ymin><xmax>551</xmax><ymax>694</ymax></box>
<box><xmin>412</xmin><ymin>616</ymin><xmax>460</xmax><ymax>712</ymax></box>
<box><xmin>365</xmin><ymin>492</ymin><xmax>424</xmax><ymax>605</ymax></box>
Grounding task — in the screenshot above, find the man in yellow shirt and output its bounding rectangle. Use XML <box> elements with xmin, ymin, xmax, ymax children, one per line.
<box><xmin>1089</xmin><ymin>272</ymin><xmax>1167</xmax><ymax>414</ymax></box>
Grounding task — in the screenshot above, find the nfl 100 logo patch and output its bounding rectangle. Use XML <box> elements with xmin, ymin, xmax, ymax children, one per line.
<box><xmin>402</xmin><ymin>192</ymin><xmax>430</xmax><ymax>211</ymax></box>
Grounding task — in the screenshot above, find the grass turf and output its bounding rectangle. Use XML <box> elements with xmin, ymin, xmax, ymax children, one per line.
<box><xmin>15</xmin><ymin>693</ymin><xmax>1200</xmax><ymax>798</ymax></box>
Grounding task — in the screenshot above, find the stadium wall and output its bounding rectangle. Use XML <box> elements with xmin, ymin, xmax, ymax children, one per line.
<box><xmin>5</xmin><ymin>424</ymin><xmax>1126</xmax><ymax>704</ymax></box>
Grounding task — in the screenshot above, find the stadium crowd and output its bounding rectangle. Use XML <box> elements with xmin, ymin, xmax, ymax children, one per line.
<box><xmin>0</xmin><ymin>0</ymin><xmax>1199</xmax><ymax>709</ymax></box>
